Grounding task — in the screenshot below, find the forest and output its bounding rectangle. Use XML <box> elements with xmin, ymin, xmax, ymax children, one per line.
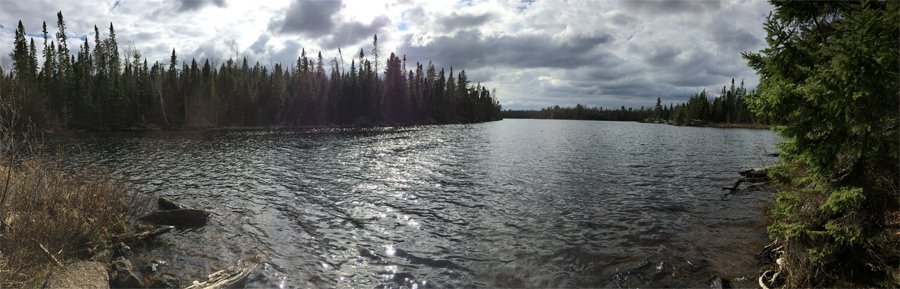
<box><xmin>501</xmin><ymin>104</ymin><xmax>652</xmax><ymax>121</ymax></box>
<box><xmin>1</xmin><ymin>13</ymin><xmax>502</xmax><ymax>131</ymax></box>
<box><xmin>502</xmin><ymin>78</ymin><xmax>770</xmax><ymax>125</ymax></box>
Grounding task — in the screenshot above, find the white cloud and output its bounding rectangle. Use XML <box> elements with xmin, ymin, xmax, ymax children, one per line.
<box><xmin>0</xmin><ymin>0</ymin><xmax>774</xmax><ymax>110</ymax></box>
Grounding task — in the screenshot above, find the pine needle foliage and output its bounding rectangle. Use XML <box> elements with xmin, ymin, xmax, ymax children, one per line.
<box><xmin>742</xmin><ymin>1</ymin><xmax>899</xmax><ymax>287</ymax></box>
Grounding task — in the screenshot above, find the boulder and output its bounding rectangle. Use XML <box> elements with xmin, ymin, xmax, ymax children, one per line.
<box><xmin>140</xmin><ymin>209</ymin><xmax>209</xmax><ymax>227</ymax></box>
<box><xmin>42</xmin><ymin>261</ymin><xmax>109</xmax><ymax>289</ymax></box>
<box><xmin>110</xmin><ymin>259</ymin><xmax>145</xmax><ymax>289</ymax></box>
<box><xmin>150</xmin><ymin>275</ymin><xmax>180</xmax><ymax>289</ymax></box>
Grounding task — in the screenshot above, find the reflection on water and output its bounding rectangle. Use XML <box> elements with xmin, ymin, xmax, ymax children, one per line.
<box><xmin>45</xmin><ymin>119</ymin><xmax>781</xmax><ymax>288</ymax></box>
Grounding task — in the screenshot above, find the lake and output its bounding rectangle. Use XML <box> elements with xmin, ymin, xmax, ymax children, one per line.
<box><xmin>45</xmin><ymin>119</ymin><xmax>782</xmax><ymax>288</ymax></box>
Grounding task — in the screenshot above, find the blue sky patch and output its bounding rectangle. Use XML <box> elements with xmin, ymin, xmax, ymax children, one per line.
<box><xmin>398</xmin><ymin>10</ymin><xmax>408</xmax><ymax>31</ymax></box>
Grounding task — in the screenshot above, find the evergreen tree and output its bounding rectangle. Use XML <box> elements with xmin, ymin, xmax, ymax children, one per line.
<box><xmin>9</xmin><ymin>21</ymin><xmax>28</xmax><ymax>79</ymax></box>
<box><xmin>3</xmin><ymin>17</ymin><xmax>500</xmax><ymax>130</ymax></box>
<box><xmin>742</xmin><ymin>1</ymin><xmax>899</xmax><ymax>286</ymax></box>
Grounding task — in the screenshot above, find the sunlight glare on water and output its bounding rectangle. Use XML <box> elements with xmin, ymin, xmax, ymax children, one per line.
<box><xmin>45</xmin><ymin>119</ymin><xmax>782</xmax><ymax>288</ymax></box>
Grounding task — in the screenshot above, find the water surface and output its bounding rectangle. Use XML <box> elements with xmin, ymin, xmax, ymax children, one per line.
<box><xmin>47</xmin><ymin>119</ymin><xmax>781</xmax><ymax>288</ymax></box>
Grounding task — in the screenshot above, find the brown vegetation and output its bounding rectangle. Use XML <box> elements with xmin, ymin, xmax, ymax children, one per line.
<box><xmin>0</xmin><ymin>112</ymin><xmax>153</xmax><ymax>288</ymax></box>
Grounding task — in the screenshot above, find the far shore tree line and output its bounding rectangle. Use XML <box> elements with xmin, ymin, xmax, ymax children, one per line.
<box><xmin>1</xmin><ymin>13</ymin><xmax>502</xmax><ymax>131</ymax></box>
<box><xmin>502</xmin><ymin>78</ymin><xmax>770</xmax><ymax>125</ymax></box>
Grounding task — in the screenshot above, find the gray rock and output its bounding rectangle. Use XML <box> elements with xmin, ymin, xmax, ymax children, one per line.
<box><xmin>89</xmin><ymin>248</ymin><xmax>113</xmax><ymax>262</ymax></box>
<box><xmin>116</xmin><ymin>242</ymin><xmax>133</xmax><ymax>258</ymax></box>
<box><xmin>145</xmin><ymin>263</ymin><xmax>158</xmax><ymax>274</ymax></box>
<box><xmin>110</xmin><ymin>259</ymin><xmax>145</xmax><ymax>289</ymax></box>
<box><xmin>140</xmin><ymin>209</ymin><xmax>209</xmax><ymax>227</ymax></box>
<box><xmin>111</xmin><ymin>259</ymin><xmax>133</xmax><ymax>272</ymax></box>
<box><xmin>149</xmin><ymin>275</ymin><xmax>179</xmax><ymax>289</ymax></box>
<box><xmin>42</xmin><ymin>261</ymin><xmax>110</xmax><ymax>289</ymax></box>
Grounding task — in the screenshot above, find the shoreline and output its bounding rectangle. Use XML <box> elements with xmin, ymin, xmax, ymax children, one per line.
<box><xmin>639</xmin><ymin>118</ymin><xmax>771</xmax><ymax>129</ymax></box>
<box><xmin>40</xmin><ymin>118</ymin><xmax>505</xmax><ymax>134</ymax></box>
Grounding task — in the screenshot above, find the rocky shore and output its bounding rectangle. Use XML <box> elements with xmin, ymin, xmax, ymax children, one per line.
<box><xmin>40</xmin><ymin>198</ymin><xmax>254</xmax><ymax>289</ymax></box>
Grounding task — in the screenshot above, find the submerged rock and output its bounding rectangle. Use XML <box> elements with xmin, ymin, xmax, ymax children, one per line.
<box><xmin>42</xmin><ymin>261</ymin><xmax>109</xmax><ymax>289</ymax></box>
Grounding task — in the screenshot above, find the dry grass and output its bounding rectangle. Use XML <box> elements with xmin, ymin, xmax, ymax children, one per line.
<box><xmin>0</xmin><ymin>158</ymin><xmax>154</xmax><ymax>288</ymax></box>
<box><xmin>0</xmin><ymin>106</ymin><xmax>154</xmax><ymax>288</ymax></box>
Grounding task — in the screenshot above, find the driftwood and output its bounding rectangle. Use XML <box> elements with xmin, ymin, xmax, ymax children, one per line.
<box><xmin>140</xmin><ymin>197</ymin><xmax>210</xmax><ymax>227</ymax></box>
<box><xmin>722</xmin><ymin>177</ymin><xmax>770</xmax><ymax>191</ymax></box>
<box><xmin>738</xmin><ymin>165</ymin><xmax>775</xmax><ymax>178</ymax></box>
<box><xmin>140</xmin><ymin>209</ymin><xmax>209</xmax><ymax>227</ymax></box>
<box><xmin>131</xmin><ymin>225</ymin><xmax>175</xmax><ymax>240</ymax></box>
<box><xmin>723</xmin><ymin>165</ymin><xmax>775</xmax><ymax>191</ymax></box>
<box><xmin>185</xmin><ymin>262</ymin><xmax>258</xmax><ymax>289</ymax></box>
<box><xmin>158</xmin><ymin>197</ymin><xmax>193</xmax><ymax>211</ymax></box>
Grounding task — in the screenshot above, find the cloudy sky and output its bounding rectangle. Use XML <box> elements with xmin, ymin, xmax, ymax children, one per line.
<box><xmin>0</xmin><ymin>0</ymin><xmax>774</xmax><ymax>110</ymax></box>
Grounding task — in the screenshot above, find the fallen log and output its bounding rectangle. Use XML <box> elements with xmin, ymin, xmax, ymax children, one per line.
<box><xmin>140</xmin><ymin>209</ymin><xmax>209</xmax><ymax>227</ymax></box>
<box><xmin>722</xmin><ymin>177</ymin><xmax>770</xmax><ymax>191</ymax></box>
<box><xmin>185</xmin><ymin>262</ymin><xmax>258</xmax><ymax>289</ymax></box>
<box><xmin>723</xmin><ymin>165</ymin><xmax>775</xmax><ymax>192</ymax></box>
<box><xmin>738</xmin><ymin>165</ymin><xmax>775</xmax><ymax>178</ymax></box>
<box><xmin>158</xmin><ymin>197</ymin><xmax>193</xmax><ymax>210</ymax></box>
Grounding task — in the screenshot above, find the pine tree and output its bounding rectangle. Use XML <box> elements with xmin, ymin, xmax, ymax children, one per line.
<box><xmin>10</xmin><ymin>21</ymin><xmax>28</xmax><ymax>79</ymax></box>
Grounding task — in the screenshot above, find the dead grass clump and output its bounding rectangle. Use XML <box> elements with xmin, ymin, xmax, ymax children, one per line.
<box><xmin>0</xmin><ymin>158</ymin><xmax>153</xmax><ymax>288</ymax></box>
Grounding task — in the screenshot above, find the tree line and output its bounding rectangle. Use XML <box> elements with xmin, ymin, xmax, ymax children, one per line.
<box><xmin>502</xmin><ymin>104</ymin><xmax>653</xmax><ymax>121</ymax></box>
<box><xmin>502</xmin><ymin>78</ymin><xmax>771</xmax><ymax>125</ymax></box>
<box><xmin>1</xmin><ymin>14</ymin><xmax>502</xmax><ymax>131</ymax></box>
<box><xmin>650</xmin><ymin>78</ymin><xmax>771</xmax><ymax>125</ymax></box>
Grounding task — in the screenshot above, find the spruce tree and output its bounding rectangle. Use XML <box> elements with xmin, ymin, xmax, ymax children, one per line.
<box><xmin>742</xmin><ymin>1</ymin><xmax>899</xmax><ymax>286</ymax></box>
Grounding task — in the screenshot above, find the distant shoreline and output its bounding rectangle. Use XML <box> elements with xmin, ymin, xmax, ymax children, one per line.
<box><xmin>502</xmin><ymin>117</ymin><xmax>771</xmax><ymax>129</ymax></box>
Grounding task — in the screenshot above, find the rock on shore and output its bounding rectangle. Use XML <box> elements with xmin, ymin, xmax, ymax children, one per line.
<box><xmin>42</xmin><ymin>261</ymin><xmax>109</xmax><ymax>289</ymax></box>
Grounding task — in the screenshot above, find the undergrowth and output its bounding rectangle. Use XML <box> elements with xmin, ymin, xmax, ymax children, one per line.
<box><xmin>0</xmin><ymin>110</ymin><xmax>153</xmax><ymax>288</ymax></box>
<box><xmin>764</xmin><ymin>159</ymin><xmax>899</xmax><ymax>287</ymax></box>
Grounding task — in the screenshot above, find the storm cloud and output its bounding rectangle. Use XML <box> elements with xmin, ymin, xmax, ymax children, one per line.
<box><xmin>437</xmin><ymin>11</ymin><xmax>493</xmax><ymax>32</ymax></box>
<box><xmin>268</xmin><ymin>0</ymin><xmax>343</xmax><ymax>38</ymax></box>
<box><xmin>398</xmin><ymin>30</ymin><xmax>615</xmax><ymax>70</ymax></box>
<box><xmin>320</xmin><ymin>15</ymin><xmax>391</xmax><ymax>49</ymax></box>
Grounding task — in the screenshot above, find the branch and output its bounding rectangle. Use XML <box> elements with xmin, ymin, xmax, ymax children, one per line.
<box><xmin>811</xmin><ymin>6</ymin><xmax>831</xmax><ymax>47</ymax></box>
<box><xmin>36</xmin><ymin>241</ymin><xmax>62</xmax><ymax>267</ymax></box>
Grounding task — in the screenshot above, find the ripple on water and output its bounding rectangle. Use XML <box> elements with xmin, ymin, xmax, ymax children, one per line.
<box><xmin>44</xmin><ymin>120</ymin><xmax>781</xmax><ymax>288</ymax></box>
